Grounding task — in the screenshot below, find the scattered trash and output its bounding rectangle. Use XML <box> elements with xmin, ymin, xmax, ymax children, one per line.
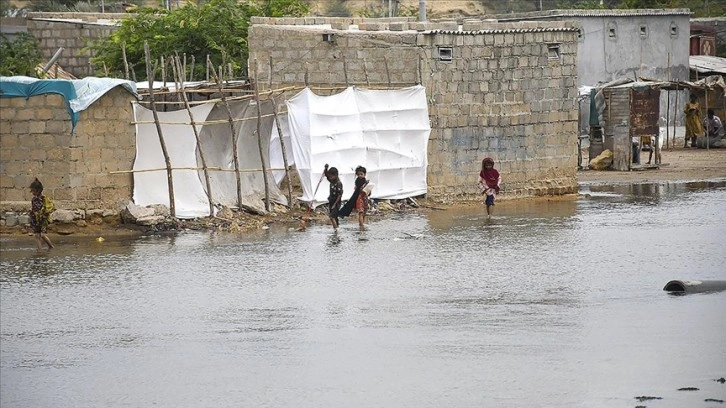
<box><xmin>635</xmin><ymin>396</ymin><xmax>663</xmax><ymax>402</ymax></box>
<box><xmin>705</xmin><ymin>398</ymin><xmax>724</xmax><ymax>403</ymax></box>
<box><xmin>96</xmin><ymin>237</ymin><xmax>105</xmax><ymax>242</ymax></box>
<box><xmin>678</xmin><ymin>387</ymin><xmax>699</xmax><ymax>391</ymax></box>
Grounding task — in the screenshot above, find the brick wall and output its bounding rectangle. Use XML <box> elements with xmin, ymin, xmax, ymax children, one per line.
<box><xmin>0</xmin><ymin>87</ymin><xmax>135</xmax><ymax>210</ymax></box>
<box><xmin>26</xmin><ymin>13</ymin><xmax>125</xmax><ymax>78</ymax></box>
<box><xmin>249</xmin><ymin>19</ymin><xmax>580</xmax><ymax>199</ymax></box>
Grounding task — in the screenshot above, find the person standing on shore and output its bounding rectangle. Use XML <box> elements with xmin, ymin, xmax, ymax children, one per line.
<box><xmin>324</xmin><ymin>164</ymin><xmax>343</xmax><ymax>231</ymax></box>
<box><xmin>29</xmin><ymin>178</ymin><xmax>54</xmax><ymax>251</ymax></box>
<box><xmin>478</xmin><ymin>157</ymin><xmax>501</xmax><ymax>219</ymax></box>
<box><xmin>684</xmin><ymin>93</ymin><xmax>704</xmax><ymax>148</ymax></box>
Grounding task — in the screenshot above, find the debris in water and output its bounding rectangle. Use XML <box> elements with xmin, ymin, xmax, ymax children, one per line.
<box><xmin>635</xmin><ymin>396</ymin><xmax>663</xmax><ymax>402</ymax></box>
<box><xmin>704</xmin><ymin>398</ymin><xmax>724</xmax><ymax>403</ymax></box>
<box><xmin>716</xmin><ymin>377</ymin><xmax>726</xmax><ymax>384</ymax></box>
<box><xmin>678</xmin><ymin>387</ymin><xmax>699</xmax><ymax>391</ymax></box>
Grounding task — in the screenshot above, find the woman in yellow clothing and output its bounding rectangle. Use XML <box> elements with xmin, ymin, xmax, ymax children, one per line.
<box><xmin>684</xmin><ymin>93</ymin><xmax>704</xmax><ymax>148</ymax></box>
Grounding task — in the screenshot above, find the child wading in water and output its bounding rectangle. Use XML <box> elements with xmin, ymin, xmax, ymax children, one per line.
<box><xmin>478</xmin><ymin>157</ymin><xmax>501</xmax><ymax>218</ymax></box>
<box><xmin>339</xmin><ymin>165</ymin><xmax>371</xmax><ymax>230</ymax></box>
<box><xmin>324</xmin><ymin>164</ymin><xmax>343</xmax><ymax>231</ymax></box>
<box><xmin>29</xmin><ymin>178</ymin><xmax>55</xmax><ymax>250</ymax></box>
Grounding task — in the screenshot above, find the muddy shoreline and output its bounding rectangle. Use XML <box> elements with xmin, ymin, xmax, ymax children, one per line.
<box><xmin>2</xmin><ymin>147</ymin><xmax>724</xmax><ymax>242</ymax></box>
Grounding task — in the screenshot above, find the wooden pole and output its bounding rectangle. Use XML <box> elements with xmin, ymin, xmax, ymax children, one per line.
<box><xmin>384</xmin><ymin>55</ymin><xmax>391</xmax><ymax>88</ymax></box>
<box><xmin>144</xmin><ymin>41</ymin><xmax>176</xmax><ymax>217</ymax></box>
<box><xmin>343</xmin><ymin>55</ymin><xmax>349</xmax><ymax>87</ymax></box>
<box><xmin>417</xmin><ymin>53</ymin><xmax>423</xmax><ymax>85</ymax></box>
<box><xmin>161</xmin><ymin>56</ymin><xmax>166</xmax><ymax>88</ymax></box>
<box><xmin>189</xmin><ymin>55</ymin><xmax>195</xmax><ymax>82</ymax></box>
<box><xmin>304</xmin><ymin>62</ymin><xmax>309</xmax><ymax>87</ymax></box>
<box><xmin>705</xmin><ymin>87</ymin><xmax>710</xmax><ymax>150</ymax></box>
<box><xmin>228</xmin><ymin>63</ymin><xmax>233</xmax><ymax>81</ymax></box>
<box><xmin>103</xmin><ymin>62</ymin><xmax>109</xmax><ymax>77</ymax></box>
<box><xmin>673</xmin><ymin>83</ymin><xmax>678</xmax><ymax>150</ymax></box>
<box><xmin>210</xmin><ymin>63</ymin><xmax>243</xmax><ymax>211</ymax></box>
<box><xmin>253</xmin><ymin>59</ymin><xmax>271</xmax><ymax>212</ymax></box>
<box><xmin>130</xmin><ymin>63</ymin><xmax>137</xmax><ymax>82</ymax></box>
<box><xmin>121</xmin><ymin>42</ymin><xmax>130</xmax><ymax>80</ymax></box>
<box><xmin>363</xmin><ymin>58</ymin><xmax>370</xmax><ymax>87</ymax></box>
<box><xmin>173</xmin><ymin>56</ymin><xmax>215</xmax><ymax>216</ymax></box>
<box><xmin>269</xmin><ymin>56</ymin><xmax>273</xmax><ymax>90</ymax></box>
<box><xmin>270</xmin><ymin>94</ymin><xmax>294</xmax><ymax>209</ymax></box>
<box><xmin>666</xmin><ymin>89</ymin><xmax>670</xmax><ymax>153</ymax></box>
<box><xmin>182</xmin><ymin>53</ymin><xmax>187</xmax><ymax>83</ymax></box>
<box><xmin>206</xmin><ymin>54</ymin><xmax>210</xmax><ymax>82</ymax></box>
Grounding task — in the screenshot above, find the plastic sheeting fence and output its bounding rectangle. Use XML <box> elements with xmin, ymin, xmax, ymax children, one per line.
<box><xmin>133</xmin><ymin>100</ymin><xmax>286</xmax><ymax>218</ymax></box>
<box><xmin>132</xmin><ymin>85</ymin><xmax>430</xmax><ymax>217</ymax></box>
<box><xmin>286</xmin><ymin>85</ymin><xmax>430</xmax><ymax>207</ymax></box>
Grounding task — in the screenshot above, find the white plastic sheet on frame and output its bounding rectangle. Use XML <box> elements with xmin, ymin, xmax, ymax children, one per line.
<box><xmin>133</xmin><ymin>101</ymin><xmax>287</xmax><ymax>218</ymax></box>
<box><xmin>133</xmin><ymin>103</ymin><xmax>216</xmax><ymax>218</ymax></box>
<box><xmin>286</xmin><ymin>85</ymin><xmax>430</xmax><ymax>207</ymax></box>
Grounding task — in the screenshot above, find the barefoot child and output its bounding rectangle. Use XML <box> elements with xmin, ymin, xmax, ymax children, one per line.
<box><xmin>478</xmin><ymin>157</ymin><xmax>501</xmax><ymax>218</ymax></box>
<box><xmin>324</xmin><ymin>164</ymin><xmax>343</xmax><ymax>231</ymax></box>
<box><xmin>29</xmin><ymin>178</ymin><xmax>54</xmax><ymax>250</ymax></box>
<box><xmin>338</xmin><ymin>165</ymin><xmax>371</xmax><ymax>230</ymax></box>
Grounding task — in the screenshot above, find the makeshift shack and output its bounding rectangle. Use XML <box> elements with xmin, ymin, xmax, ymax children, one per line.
<box><xmin>590</xmin><ymin>80</ymin><xmax>662</xmax><ymax>171</ymax></box>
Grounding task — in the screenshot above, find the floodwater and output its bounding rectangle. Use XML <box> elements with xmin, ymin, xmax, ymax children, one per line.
<box><xmin>2</xmin><ymin>181</ymin><xmax>725</xmax><ymax>408</ymax></box>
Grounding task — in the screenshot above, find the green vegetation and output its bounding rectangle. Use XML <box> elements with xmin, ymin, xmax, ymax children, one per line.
<box><xmin>89</xmin><ymin>0</ymin><xmax>309</xmax><ymax>80</ymax></box>
<box><xmin>0</xmin><ymin>32</ymin><xmax>42</xmax><ymax>77</ymax></box>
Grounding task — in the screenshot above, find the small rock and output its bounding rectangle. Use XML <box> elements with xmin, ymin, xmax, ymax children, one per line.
<box><xmin>53</xmin><ymin>209</ymin><xmax>76</xmax><ymax>223</ymax></box>
<box><xmin>135</xmin><ymin>215</ymin><xmax>166</xmax><ymax>226</ymax></box>
<box><xmin>149</xmin><ymin>204</ymin><xmax>170</xmax><ymax>217</ymax></box>
<box><xmin>102</xmin><ymin>210</ymin><xmax>117</xmax><ymax>217</ymax></box>
<box><xmin>75</xmin><ymin>220</ymin><xmax>87</xmax><ymax>227</ymax></box>
<box><xmin>120</xmin><ymin>203</ymin><xmax>155</xmax><ymax>223</ymax></box>
<box><xmin>5</xmin><ymin>214</ymin><xmax>18</xmax><ymax>227</ymax></box>
<box><xmin>56</xmin><ymin>226</ymin><xmax>75</xmax><ymax>235</ymax></box>
<box><xmin>17</xmin><ymin>215</ymin><xmax>30</xmax><ymax>225</ymax></box>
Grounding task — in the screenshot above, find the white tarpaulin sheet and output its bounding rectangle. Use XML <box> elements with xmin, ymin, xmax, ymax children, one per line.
<box><xmin>133</xmin><ymin>103</ymin><xmax>216</xmax><ymax>218</ymax></box>
<box><xmin>286</xmin><ymin>85</ymin><xmax>430</xmax><ymax>207</ymax></box>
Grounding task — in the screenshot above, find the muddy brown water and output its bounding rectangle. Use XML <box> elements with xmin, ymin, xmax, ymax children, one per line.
<box><xmin>2</xmin><ymin>181</ymin><xmax>725</xmax><ymax>408</ymax></box>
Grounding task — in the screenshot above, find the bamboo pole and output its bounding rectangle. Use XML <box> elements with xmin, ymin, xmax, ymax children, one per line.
<box><xmin>384</xmin><ymin>55</ymin><xmax>391</xmax><ymax>87</ymax></box>
<box><xmin>173</xmin><ymin>56</ymin><xmax>215</xmax><ymax>216</ymax></box>
<box><xmin>183</xmin><ymin>53</ymin><xmax>187</xmax><ymax>82</ymax></box>
<box><xmin>210</xmin><ymin>63</ymin><xmax>243</xmax><ymax>211</ymax></box>
<box><xmin>121</xmin><ymin>42</ymin><xmax>130</xmax><ymax>80</ymax></box>
<box><xmin>417</xmin><ymin>52</ymin><xmax>423</xmax><ymax>85</ymax></box>
<box><xmin>705</xmin><ymin>87</ymin><xmax>710</xmax><ymax>150</ymax></box>
<box><xmin>271</xmin><ymin>94</ymin><xmax>294</xmax><ymax>208</ymax></box>
<box><xmin>253</xmin><ymin>59</ymin><xmax>271</xmax><ymax>212</ymax></box>
<box><xmin>363</xmin><ymin>58</ymin><xmax>370</xmax><ymax>87</ymax></box>
<box><xmin>131</xmin><ymin>112</ymin><xmax>282</xmax><ymax>126</ymax></box>
<box><xmin>144</xmin><ymin>41</ymin><xmax>176</xmax><ymax>217</ymax></box>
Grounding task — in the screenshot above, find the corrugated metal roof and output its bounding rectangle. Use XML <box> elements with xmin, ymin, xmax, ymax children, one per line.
<box><xmin>428</xmin><ymin>27</ymin><xmax>580</xmax><ymax>35</ymax></box>
<box><xmin>690</xmin><ymin>55</ymin><xmax>726</xmax><ymax>75</ymax></box>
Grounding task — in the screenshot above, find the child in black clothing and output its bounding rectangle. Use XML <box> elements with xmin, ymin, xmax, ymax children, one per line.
<box><xmin>324</xmin><ymin>164</ymin><xmax>343</xmax><ymax>231</ymax></box>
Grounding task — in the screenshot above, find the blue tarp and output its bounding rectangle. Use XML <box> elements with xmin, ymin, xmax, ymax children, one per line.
<box><xmin>0</xmin><ymin>76</ymin><xmax>138</xmax><ymax>131</ymax></box>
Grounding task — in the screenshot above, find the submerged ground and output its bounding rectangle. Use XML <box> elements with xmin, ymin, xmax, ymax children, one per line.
<box><xmin>1</xmin><ymin>165</ymin><xmax>725</xmax><ymax>407</ymax></box>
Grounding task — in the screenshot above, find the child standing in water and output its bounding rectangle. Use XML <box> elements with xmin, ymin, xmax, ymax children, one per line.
<box><xmin>478</xmin><ymin>157</ymin><xmax>501</xmax><ymax>218</ymax></box>
<box><xmin>353</xmin><ymin>166</ymin><xmax>370</xmax><ymax>230</ymax></box>
<box><xmin>29</xmin><ymin>178</ymin><xmax>54</xmax><ymax>250</ymax></box>
<box><xmin>324</xmin><ymin>164</ymin><xmax>343</xmax><ymax>231</ymax></box>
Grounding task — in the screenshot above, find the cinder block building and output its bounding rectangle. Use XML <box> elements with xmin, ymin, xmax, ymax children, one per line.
<box><xmin>248</xmin><ymin>18</ymin><xmax>581</xmax><ymax>198</ymax></box>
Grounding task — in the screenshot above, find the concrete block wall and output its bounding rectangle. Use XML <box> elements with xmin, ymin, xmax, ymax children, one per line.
<box><xmin>26</xmin><ymin>13</ymin><xmax>125</xmax><ymax>78</ymax></box>
<box><xmin>249</xmin><ymin>19</ymin><xmax>580</xmax><ymax>199</ymax></box>
<box><xmin>0</xmin><ymin>87</ymin><xmax>135</xmax><ymax>211</ymax></box>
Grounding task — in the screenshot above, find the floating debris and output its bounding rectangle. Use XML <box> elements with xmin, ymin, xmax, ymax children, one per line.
<box><xmin>716</xmin><ymin>378</ymin><xmax>726</xmax><ymax>384</ymax></box>
<box><xmin>705</xmin><ymin>398</ymin><xmax>724</xmax><ymax>403</ymax></box>
<box><xmin>635</xmin><ymin>396</ymin><xmax>663</xmax><ymax>402</ymax></box>
<box><xmin>678</xmin><ymin>387</ymin><xmax>699</xmax><ymax>391</ymax></box>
